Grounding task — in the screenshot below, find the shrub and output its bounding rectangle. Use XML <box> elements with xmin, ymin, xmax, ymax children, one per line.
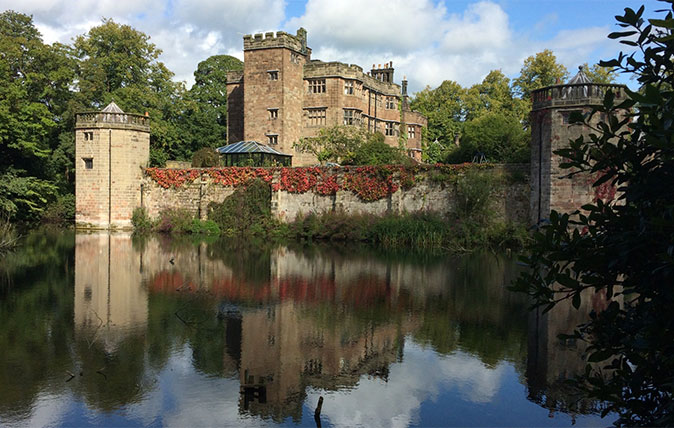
<box><xmin>191</xmin><ymin>147</ymin><xmax>220</xmax><ymax>167</ymax></box>
<box><xmin>208</xmin><ymin>179</ymin><xmax>274</xmax><ymax>237</ymax></box>
<box><xmin>131</xmin><ymin>207</ymin><xmax>153</xmax><ymax>233</ymax></box>
<box><xmin>189</xmin><ymin>219</ymin><xmax>221</xmax><ymax>235</ymax></box>
<box><xmin>155</xmin><ymin>208</ymin><xmax>193</xmax><ymax>234</ymax></box>
<box><xmin>454</xmin><ymin>169</ymin><xmax>497</xmax><ymax>223</ymax></box>
<box><xmin>0</xmin><ymin>217</ymin><xmax>19</xmax><ymax>254</ymax></box>
<box><xmin>41</xmin><ymin>194</ymin><xmax>75</xmax><ymax>225</ymax></box>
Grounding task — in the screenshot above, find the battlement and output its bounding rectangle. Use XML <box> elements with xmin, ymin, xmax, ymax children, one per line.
<box><xmin>226</xmin><ymin>70</ymin><xmax>243</xmax><ymax>84</ymax></box>
<box><xmin>304</xmin><ymin>60</ymin><xmax>400</xmax><ymax>95</ymax></box>
<box><xmin>243</xmin><ymin>28</ymin><xmax>308</xmax><ymax>54</ymax></box>
<box><xmin>531</xmin><ymin>83</ymin><xmax>627</xmax><ymax>111</ymax></box>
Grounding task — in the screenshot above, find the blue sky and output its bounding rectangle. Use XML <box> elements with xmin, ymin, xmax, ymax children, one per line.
<box><xmin>2</xmin><ymin>0</ymin><xmax>658</xmax><ymax>92</ymax></box>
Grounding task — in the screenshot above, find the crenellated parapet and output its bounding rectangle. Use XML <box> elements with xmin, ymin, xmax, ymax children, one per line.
<box><xmin>243</xmin><ymin>28</ymin><xmax>310</xmax><ymax>55</ymax></box>
<box><xmin>304</xmin><ymin>60</ymin><xmax>401</xmax><ymax>95</ymax></box>
<box><xmin>226</xmin><ymin>70</ymin><xmax>243</xmax><ymax>84</ymax></box>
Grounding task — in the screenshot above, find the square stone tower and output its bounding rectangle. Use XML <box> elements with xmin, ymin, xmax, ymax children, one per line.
<box><xmin>529</xmin><ymin>67</ymin><xmax>628</xmax><ymax>225</ymax></box>
<box><xmin>75</xmin><ymin>102</ymin><xmax>150</xmax><ymax>229</ymax></box>
<box><xmin>242</xmin><ymin>29</ymin><xmax>311</xmax><ymax>163</ymax></box>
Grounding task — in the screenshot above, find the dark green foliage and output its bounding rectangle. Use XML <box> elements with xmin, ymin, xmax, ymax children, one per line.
<box><xmin>189</xmin><ymin>219</ymin><xmax>220</xmax><ymax>235</ymax></box>
<box><xmin>181</xmin><ymin>55</ymin><xmax>243</xmax><ymax>151</ymax></box>
<box><xmin>287</xmin><ymin>209</ymin><xmax>529</xmax><ymax>253</ymax></box>
<box><xmin>131</xmin><ymin>207</ymin><xmax>153</xmax><ymax>233</ymax></box>
<box><xmin>0</xmin><ymin>11</ymin><xmax>75</xmax><ymax>222</ymax></box>
<box><xmin>191</xmin><ymin>147</ymin><xmax>220</xmax><ymax>167</ymax></box>
<box><xmin>345</xmin><ymin>136</ymin><xmax>409</xmax><ymax>166</ymax></box>
<box><xmin>40</xmin><ymin>194</ymin><xmax>75</xmax><ymax>225</ymax></box>
<box><xmin>446</xmin><ymin>112</ymin><xmax>530</xmax><ymax>163</ymax></box>
<box><xmin>207</xmin><ymin>179</ymin><xmax>275</xmax><ymax>237</ymax></box>
<box><xmin>512</xmin><ymin>3</ymin><xmax>674</xmax><ymax>425</ymax></box>
<box><xmin>0</xmin><ymin>218</ymin><xmax>19</xmax><ymax>254</ymax></box>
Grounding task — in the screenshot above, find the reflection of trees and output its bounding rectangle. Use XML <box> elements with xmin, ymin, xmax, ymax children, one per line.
<box><xmin>0</xmin><ymin>229</ymin><xmax>75</xmax><ymax>417</ymax></box>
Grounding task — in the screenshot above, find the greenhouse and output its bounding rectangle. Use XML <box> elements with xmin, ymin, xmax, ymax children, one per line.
<box><xmin>216</xmin><ymin>141</ymin><xmax>292</xmax><ymax>167</ymax></box>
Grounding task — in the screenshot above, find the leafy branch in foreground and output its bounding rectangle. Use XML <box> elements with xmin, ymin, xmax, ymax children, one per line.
<box><xmin>512</xmin><ymin>3</ymin><xmax>674</xmax><ymax>426</ymax></box>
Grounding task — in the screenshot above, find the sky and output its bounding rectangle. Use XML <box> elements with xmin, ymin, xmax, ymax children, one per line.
<box><xmin>2</xmin><ymin>0</ymin><xmax>659</xmax><ymax>93</ymax></box>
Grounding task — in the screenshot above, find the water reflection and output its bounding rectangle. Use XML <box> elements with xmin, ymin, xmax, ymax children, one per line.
<box><xmin>0</xmin><ymin>230</ymin><xmax>614</xmax><ymax>426</ymax></box>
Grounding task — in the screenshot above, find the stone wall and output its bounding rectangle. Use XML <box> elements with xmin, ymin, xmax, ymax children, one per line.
<box><xmin>140</xmin><ymin>164</ymin><xmax>530</xmax><ymax>224</ymax></box>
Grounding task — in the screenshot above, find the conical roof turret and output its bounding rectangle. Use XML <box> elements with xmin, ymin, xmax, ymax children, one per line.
<box><xmin>101</xmin><ymin>100</ymin><xmax>124</xmax><ymax>113</ymax></box>
<box><xmin>567</xmin><ymin>66</ymin><xmax>592</xmax><ymax>84</ymax></box>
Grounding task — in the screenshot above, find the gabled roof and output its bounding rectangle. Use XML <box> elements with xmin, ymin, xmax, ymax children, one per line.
<box><xmin>216</xmin><ymin>141</ymin><xmax>292</xmax><ymax>157</ymax></box>
<box><xmin>101</xmin><ymin>101</ymin><xmax>124</xmax><ymax>113</ymax></box>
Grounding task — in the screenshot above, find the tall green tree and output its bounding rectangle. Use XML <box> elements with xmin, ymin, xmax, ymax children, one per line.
<box><xmin>181</xmin><ymin>55</ymin><xmax>243</xmax><ymax>151</ymax></box>
<box><xmin>513</xmin><ymin>50</ymin><xmax>569</xmax><ymax>100</ymax></box>
<box><xmin>582</xmin><ymin>62</ymin><xmax>618</xmax><ymax>84</ymax></box>
<box><xmin>0</xmin><ymin>11</ymin><xmax>74</xmax><ymax>220</ymax></box>
<box><xmin>512</xmin><ymin>4</ymin><xmax>674</xmax><ymax>425</ymax></box>
<box><xmin>73</xmin><ymin>19</ymin><xmax>188</xmax><ymax>164</ymax></box>
<box><xmin>464</xmin><ymin>70</ymin><xmax>528</xmax><ymax>122</ymax></box>
<box><xmin>410</xmin><ymin>80</ymin><xmax>466</xmax><ymax>163</ymax></box>
<box><xmin>448</xmin><ymin>112</ymin><xmax>529</xmax><ymax>163</ymax></box>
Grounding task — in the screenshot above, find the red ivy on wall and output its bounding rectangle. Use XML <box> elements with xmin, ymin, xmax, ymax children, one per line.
<box><xmin>145</xmin><ymin>163</ymin><xmax>492</xmax><ymax>201</ymax></box>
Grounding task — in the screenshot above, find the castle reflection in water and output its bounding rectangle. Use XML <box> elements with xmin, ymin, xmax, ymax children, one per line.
<box><xmin>72</xmin><ymin>231</ymin><xmax>601</xmax><ymax>422</ymax></box>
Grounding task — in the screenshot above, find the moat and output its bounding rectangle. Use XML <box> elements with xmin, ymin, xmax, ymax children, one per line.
<box><xmin>0</xmin><ymin>230</ymin><xmax>614</xmax><ymax>426</ymax></box>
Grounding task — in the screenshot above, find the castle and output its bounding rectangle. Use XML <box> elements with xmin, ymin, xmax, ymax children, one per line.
<box><xmin>75</xmin><ymin>51</ymin><xmax>627</xmax><ymax>230</ymax></box>
<box><xmin>225</xmin><ymin>28</ymin><xmax>427</xmax><ymax>165</ymax></box>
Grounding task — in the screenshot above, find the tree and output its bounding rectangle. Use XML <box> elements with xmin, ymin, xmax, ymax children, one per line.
<box><xmin>582</xmin><ymin>62</ymin><xmax>618</xmax><ymax>84</ymax></box>
<box><xmin>513</xmin><ymin>50</ymin><xmax>569</xmax><ymax>100</ymax></box>
<box><xmin>345</xmin><ymin>132</ymin><xmax>408</xmax><ymax>166</ymax></box>
<box><xmin>464</xmin><ymin>70</ymin><xmax>528</xmax><ymax>123</ymax></box>
<box><xmin>294</xmin><ymin>125</ymin><xmax>369</xmax><ymax>164</ymax></box>
<box><xmin>181</xmin><ymin>55</ymin><xmax>243</xmax><ymax>152</ymax></box>
<box><xmin>512</xmin><ymin>4</ymin><xmax>674</xmax><ymax>425</ymax></box>
<box><xmin>0</xmin><ymin>11</ymin><xmax>73</xmax><ymax>220</ymax></box>
<box><xmin>447</xmin><ymin>112</ymin><xmax>529</xmax><ymax>163</ymax></box>
<box><xmin>73</xmin><ymin>19</ymin><xmax>188</xmax><ymax>164</ymax></box>
<box><xmin>410</xmin><ymin>80</ymin><xmax>466</xmax><ymax>163</ymax></box>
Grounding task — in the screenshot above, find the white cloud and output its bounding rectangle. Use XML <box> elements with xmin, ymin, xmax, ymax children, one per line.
<box><xmin>285</xmin><ymin>0</ymin><xmax>618</xmax><ymax>93</ymax></box>
<box><xmin>1</xmin><ymin>0</ymin><xmax>620</xmax><ymax>91</ymax></box>
<box><xmin>305</xmin><ymin>341</ymin><xmax>506</xmax><ymax>427</ymax></box>
<box><xmin>2</xmin><ymin>0</ymin><xmax>283</xmax><ymax>87</ymax></box>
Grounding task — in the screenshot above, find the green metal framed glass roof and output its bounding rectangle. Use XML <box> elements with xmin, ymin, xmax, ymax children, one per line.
<box><xmin>216</xmin><ymin>141</ymin><xmax>291</xmax><ymax>157</ymax></box>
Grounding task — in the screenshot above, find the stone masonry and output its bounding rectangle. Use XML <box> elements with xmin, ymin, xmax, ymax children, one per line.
<box><xmin>226</xmin><ymin>29</ymin><xmax>427</xmax><ymax>165</ymax></box>
<box><xmin>75</xmin><ymin>102</ymin><xmax>150</xmax><ymax>229</ymax></box>
<box><xmin>529</xmin><ymin>68</ymin><xmax>628</xmax><ymax>224</ymax></box>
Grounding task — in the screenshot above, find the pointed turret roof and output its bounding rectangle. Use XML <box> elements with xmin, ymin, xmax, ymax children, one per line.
<box><xmin>101</xmin><ymin>101</ymin><xmax>124</xmax><ymax>113</ymax></box>
<box><xmin>567</xmin><ymin>66</ymin><xmax>592</xmax><ymax>85</ymax></box>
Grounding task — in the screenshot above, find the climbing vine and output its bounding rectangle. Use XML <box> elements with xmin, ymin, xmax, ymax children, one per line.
<box><xmin>144</xmin><ymin>163</ymin><xmax>495</xmax><ymax>201</ymax></box>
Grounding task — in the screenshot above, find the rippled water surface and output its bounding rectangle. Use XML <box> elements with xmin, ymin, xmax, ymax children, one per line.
<box><xmin>0</xmin><ymin>230</ymin><xmax>614</xmax><ymax>426</ymax></box>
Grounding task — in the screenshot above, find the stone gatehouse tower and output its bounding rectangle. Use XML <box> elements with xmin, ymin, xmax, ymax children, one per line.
<box><xmin>75</xmin><ymin>102</ymin><xmax>150</xmax><ymax>229</ymax></box>
<box><xmin>529</xmin><ymin>67</ymin><xmax>627</xmax><ymax>224</ymax></box>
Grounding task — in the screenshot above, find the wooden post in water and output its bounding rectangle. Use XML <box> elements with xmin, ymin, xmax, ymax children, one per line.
<box><xmin>314</xmin><ymin>396</ymin><xmax>323</xmax><ymax>428</ymax></box>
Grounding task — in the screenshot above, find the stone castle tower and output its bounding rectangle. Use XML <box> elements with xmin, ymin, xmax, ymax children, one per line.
<box><xmin>75</xmin><ymin>102</ymin><xmax>150</xmax><ymax>229</ymax></box>
<box><xmin>241</xmin><ymin>29</ymin><xmax>313</xmax><ymax>164</ymax></box>
<box><xmin>529</xmin><ymin>67</ymin><xmax>627</xmax><ymax>224</ymax></box>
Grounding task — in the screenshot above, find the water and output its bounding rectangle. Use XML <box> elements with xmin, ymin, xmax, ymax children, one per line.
<box><xmin>0</xmin><ymin>229</ymin><xmax>614</xmax><ymax>427</ymax></box>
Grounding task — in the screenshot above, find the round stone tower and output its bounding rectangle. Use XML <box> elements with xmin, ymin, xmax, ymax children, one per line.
<box><xmin>529</xmin><ymin>67</ymin><xmax>627</xmax><ymax>225</ymax></box>
<box><xmin>75</xmin><ymin>102</ymin><xmax>150</xmax><ymax>229</ymax></box>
